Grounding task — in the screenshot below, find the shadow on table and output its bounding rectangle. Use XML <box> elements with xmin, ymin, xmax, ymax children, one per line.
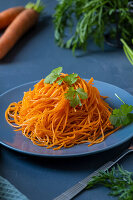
<box><xmin>1</xmin><ymin>139</ymin><xmax>131</xmax><ymax>173</ymax></box>
<box><xmin>70</xmin><ymin>40</ymin><xmax>121</xmax><ymax>58</ymax></box>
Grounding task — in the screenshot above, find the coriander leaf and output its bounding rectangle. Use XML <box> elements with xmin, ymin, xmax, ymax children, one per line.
<box><xmin>76</xmin><ymin>88</ymin><xmax>88</xmax><ymax>99</ymax></box>
<box><xmin>44</xmin><ymin>73</ymin><xmax>59</xmax><ymax>84</ymax></box>
<box><xmin>70</xmin><ymin>93</ymin><xmax>82</xmax><ymax>108</ymax></box>
<box><xmin>51</xmin><ymin>67</ymin><xmax>63</xmax><ymax>75</ymax></box>
<box><xmin>44</xmin><ymin>67</ymin><xmax>62</xmax><ymax>84</ymax></box>
<box><xmin>65</xmin><ymin>87</ymin><xmax>88</xmax><ymax>107</ymax></box>
<box><xmin>109</xmin><ymin>104</ymin><xmax>133</xmax><ymax>127</ymax></box>
<box><xmin>121</xmin><ymin>104</ymin><xmax>133</xmax><ymax>113</ymax></box>
<box><xmin>63</xmin><ymin>73</ymin><xmax>78</xmax><ymax>85</ymax></box>
<box><xmin>65</xmin><ymin>87</ymin><xmax>76</xmax><ymax>100</ymax></box>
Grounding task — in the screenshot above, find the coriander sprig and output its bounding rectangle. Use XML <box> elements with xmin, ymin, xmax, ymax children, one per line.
<box><xmin>57</xmin><ymin>73</ymin><xmax>78</xmax><ymax>85</ymax></box>
<box><xmin>109</xmin><ymin>94</ymin><xmax>133</xmax><ymax>127</ymax></box>
<box><xmin>44</xmin><ymin>67</ymin><xmax>88</xmax><ymax>107</ymax></box>
<box><xmin>44</xmin><ymin>67</ymin><xmax>63</xmax><ymax>84</ymax></box>
<box><xmin>86</xmin><ymin>165</ymin><xmax>133</xmax><ymax>200</ymax></box>
<box><xmin>63</xmin><ymin>73</ymin><xmax>78</xmax><ymax>85</ymax></box>
<box><xmin>65</xmin><ymin>87</ymin><xmax>88</xmax><ymax>108</ymax></box>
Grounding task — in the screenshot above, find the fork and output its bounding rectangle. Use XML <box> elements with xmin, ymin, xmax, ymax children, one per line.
<box><xmin>53</xmin><ymin>139</ymin><xmax>133</xmax><ymax>200</ymax></box>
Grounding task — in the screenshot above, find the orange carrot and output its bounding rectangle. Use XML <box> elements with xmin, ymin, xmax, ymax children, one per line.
<box><xmin>0</xmin><ymin>6</ymin><xmax>25</xmax><ymax>29</ymax></box>
<box><xmin>5</xmin><ymin>74</ymin><xmax>119</xmax><ymax>150</ymax></box>
<box><xmin>0</xmin><ymin>0</ymin><xmax>44</xmax><ymax>59</ymax></box>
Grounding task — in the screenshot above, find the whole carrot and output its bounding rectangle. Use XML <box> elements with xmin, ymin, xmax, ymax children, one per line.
<box><xmin>0</xmin><ymin>6</ymin><xmax>25</xmax><ymax>29</ymax></box>
<box><xmin>0</xmin><ymin>0</ymin><xmax>44</xmax><ymax>59</ymax></box>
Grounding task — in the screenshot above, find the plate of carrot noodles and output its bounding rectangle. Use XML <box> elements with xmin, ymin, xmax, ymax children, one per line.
<box><xmin>0</xmin><ymin>75</ymin><xmax>133</xmax><ymax>157</ymax></box>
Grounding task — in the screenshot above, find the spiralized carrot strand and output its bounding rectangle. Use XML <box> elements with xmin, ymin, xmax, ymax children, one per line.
<box><xmin>5</xmin><ymin>75</ymin><xmax>119</xmax><ymax>150</ymax></box>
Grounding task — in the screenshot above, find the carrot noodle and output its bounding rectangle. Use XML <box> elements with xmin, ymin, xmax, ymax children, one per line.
<box><xmin>5</xmin><ymin>75</ymin><xmax>119</xmax><ymax>150</ymax></box>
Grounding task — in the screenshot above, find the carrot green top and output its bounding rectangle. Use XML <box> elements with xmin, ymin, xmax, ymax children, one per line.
<box><xmin>25</xmin><ymin>0</ymin><xmax>45</xmax><ymax>13</ymax></box>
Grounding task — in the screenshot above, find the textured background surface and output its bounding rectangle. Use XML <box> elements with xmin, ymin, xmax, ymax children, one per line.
<box><xmin>0</xmin><ymin>0</ymin><xmax>133</xmax><ymax>199</ymax></box>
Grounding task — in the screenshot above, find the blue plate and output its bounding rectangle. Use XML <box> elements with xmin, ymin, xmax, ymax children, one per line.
<box><xmin>0</xmin><ymin>80</ymin><xmax>133</xmax><ymax>157</ymax></box>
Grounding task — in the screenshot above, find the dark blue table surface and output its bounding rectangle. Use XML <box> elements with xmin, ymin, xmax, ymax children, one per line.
<box><xmin>0</xmin><ymin>1</ymin><xmax>133</xmax><ymax>199</ymax></box>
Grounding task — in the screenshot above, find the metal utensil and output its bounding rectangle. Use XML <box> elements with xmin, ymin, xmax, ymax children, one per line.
<box><xmin>53</xmin><ymin>139</ymin><xmax>133</xmax><ymax>200</ymax></box>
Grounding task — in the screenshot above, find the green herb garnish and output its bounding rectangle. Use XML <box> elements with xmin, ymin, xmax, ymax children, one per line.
<box><xmin>63</xmin><ymin>73</ymin><xmax>78</xmax><ymax>85</ymax></box>
<box><xmin>44</xmin><ymin>67</ymin><xmax>78</xmax><ymax>85</ymax></box>
<box><xmin>53</xmin><ymin>0</ymin><xmax>133</xmax><ymax>53</ymax></box>
<box><xmin>65</xmin><ymin>87</ymin><xmax>88</xmax><ymax>108</ymax></box>
<box><xmin>86</xmin><ymin>165</ymin><xmax>133</xmax><ymax>200</ymax></box>
<box><xmin>110</xmin><ymin>104</ymin><xmax>133</xmax><ymax>127</ymax></box>
<box><xmin>57</xmin><ymin>73</ymin><xmax>78</xmax><ymax>85</ymax></box>
<box><xmin>109</xmin><ymin>94</ymin><xmax>133</xmax><ymax>127</ymax></box>
<box><xmin>44</xmin><ymin>67</ymin><xmax>63</xmax><ymax>84</ymax></box>
<box><xmin>44</xmin><ymin>67</ymin><xmax>88</xmax><ymax>107</ymax></box>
